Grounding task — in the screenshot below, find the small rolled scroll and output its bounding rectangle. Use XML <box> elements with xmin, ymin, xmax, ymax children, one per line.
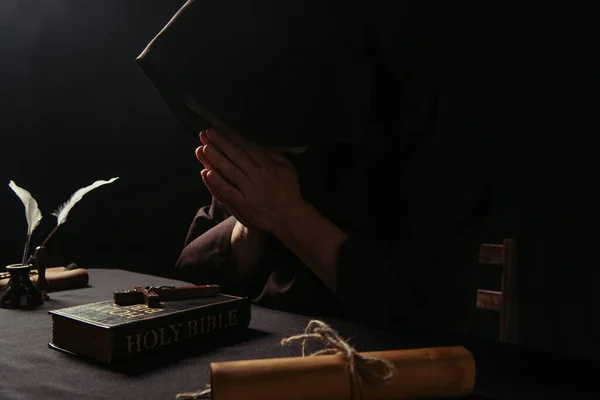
<box><xmin>210</xmin><ymin>346</ymin><xmax>475</xmax><ymax>400</ymax></box>
<box><xmin>0</xmin><ymin>266</ymin><xmax>89</xmax><ymax>292</ymax></box>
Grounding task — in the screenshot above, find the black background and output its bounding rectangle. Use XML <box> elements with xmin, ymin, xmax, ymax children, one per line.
<box><xmin>1</xmin><ymin>0</ymin><xmax>598</xmax><ymax>361</ymax></box>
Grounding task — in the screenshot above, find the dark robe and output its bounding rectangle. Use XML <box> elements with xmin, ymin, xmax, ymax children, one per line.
<box><xmin>137</xmin><ymin>0</ymin><xmax>493</xmax><ymax>333</ymax></box>
<box><xmin>173</xmin><ymin>75</ymin><xmax>492</xmax><ymax>334</ymax></box>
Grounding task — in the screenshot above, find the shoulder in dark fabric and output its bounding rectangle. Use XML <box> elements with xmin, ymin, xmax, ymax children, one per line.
<box><xmin>136</xmin><ymin>0</ymin><xmax>371</xmax><ymax>147</ymax></box>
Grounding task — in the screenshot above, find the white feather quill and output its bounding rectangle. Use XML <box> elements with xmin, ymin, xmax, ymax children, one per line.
<box><xmin>51</xmin><ymin>177</ymin><xmax>119</xmax><ymax>225</ymax></box>
<box><xmin>8</xmin><ymin>180</ymin><xmax>43</xmax><ymax>236</ymax></box>
<box><xmin>9</xmin><ymin>180</ymin><xmax>44</xmax><ymax>264</ymax></box>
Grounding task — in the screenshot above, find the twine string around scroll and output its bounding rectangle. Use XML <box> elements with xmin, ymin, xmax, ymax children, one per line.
<box><xmin>176</xmin><ymin>384</ymin><xmax>211</xmax><ymax>400</ymax></box>
<box><xmin>281</xmin><ymin>320</ymin><xmax>396</xmax><ymax>400</ymax></box>
<box><xmin>175</xmin><ymin>319</ymin><xmax>395</xmax><ymax>400</ymax></box>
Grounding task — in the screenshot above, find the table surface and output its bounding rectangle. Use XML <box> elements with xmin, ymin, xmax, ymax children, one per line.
<box><xmin>0</xmin><ymin>269</ymin><xmax>597</xmax><ymax>400</ymax></box>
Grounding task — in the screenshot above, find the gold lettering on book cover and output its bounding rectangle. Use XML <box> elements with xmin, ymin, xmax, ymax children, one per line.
<box><xmin>88</xmin><ymin>303</ymin><xmax>166</xmax><ymax>319</ymax></box>
<box><xmin>143</xmin><ymin>330</ymin><xmax>159</xmax><ymax>349</ymax></box>
<box><xmin>125</xmin><ymin>309</ymin><xmax>239</xmax><ymax>354</ymax></box>
<box><xmin>158</xmin><ymin>327</ymin><xmax>171</xmax><ymax>346</ymax></box>
<box><xmin>170</xmin><ymin>323</ymin><xmax>183</xmax><ymax>342</ymax></box>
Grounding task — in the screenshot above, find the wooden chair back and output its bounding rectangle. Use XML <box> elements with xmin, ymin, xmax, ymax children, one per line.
<box><xmin>476</xmin><ymin>238</ymin><xmax>518</xmax><ymax>343</ymax></box>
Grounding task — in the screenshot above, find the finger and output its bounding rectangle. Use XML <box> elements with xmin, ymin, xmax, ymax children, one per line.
<box><xmin>206</xmin><ymin>128</ymin><xmax>264</xmax><ymax>168</ymax></box>
<box><xmin>201</xmin><ymin>169</ymin><xmax>251</xmax><ymax>226</ymax></box>
<box><xmin>201</xmin><ymin>170</ymin><xmax>242</xmax><ymax>220</ymax></box>
<box><xmin>199</xmin><ymin>129</ymin><xmax>213</xmax><ymax>146</ymax></box>
<box><xmin>195</xmin><ymin>146</ymin><xmax>215</xmax><ymax>170</ymax></box>
<box><xmin>227</xmin><ymin>132</ymin><xmax>266</xmax><ymax>163</ymax></box>
<box><xmin>201</xmin><ymin>168</ymin><xmax>245</xmax><ymax>207</ymax></box>
<box><xmin>203</xmin><ymin>144</ymin><xmax>252</xmax><ymax>190</ymax></box>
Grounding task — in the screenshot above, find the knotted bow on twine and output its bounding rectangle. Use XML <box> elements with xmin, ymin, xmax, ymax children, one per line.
<box><xmin>176</xmin><ymin>320</ymin><xmax>396</xmax><ymax>400</ymax></box>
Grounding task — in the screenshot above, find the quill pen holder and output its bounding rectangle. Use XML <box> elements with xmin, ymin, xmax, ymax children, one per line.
<box><xmin>0</xmin><ymin>264</ymin><xmax>44</xmax><ymax>309</ymax></box>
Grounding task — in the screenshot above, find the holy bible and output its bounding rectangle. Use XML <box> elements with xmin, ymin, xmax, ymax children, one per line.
<box><xmin>48</xmin><ymin>294</ymin><xmax>251</xmax><ymax>364</ymax></box>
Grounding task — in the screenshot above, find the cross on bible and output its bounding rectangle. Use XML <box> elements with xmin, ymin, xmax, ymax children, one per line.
<box><xmin>113</xmin><ymin>285</ymin><xmax>220</xmax><ymax>308</ymax></box>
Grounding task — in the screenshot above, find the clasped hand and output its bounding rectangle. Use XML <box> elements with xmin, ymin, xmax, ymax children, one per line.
<box><xmin>195</xmin><ymin>128</ymin><xmax>304</xmax><ymax>235</ymax></box>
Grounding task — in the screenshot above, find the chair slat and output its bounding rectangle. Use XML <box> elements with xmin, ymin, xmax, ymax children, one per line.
<box><xmin>479</xmin><ymin>244</ymin><xmax>504</xmax><ymax>265</ymax></box>
<box><xmin>476</xmin><ymin>289</ymin><xmax>502</xmax><ymax>311</ymax></box>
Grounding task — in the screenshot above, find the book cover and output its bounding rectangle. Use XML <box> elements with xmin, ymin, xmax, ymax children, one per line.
<box><xmin>48</xmin><ymin>294</ymin><xmax>251</xmax><ymax>364</ymax></box>
<box><xmin>135</xmin><ymin>0</ymin><xmax>370</xmax><ymax>147</ymax></box>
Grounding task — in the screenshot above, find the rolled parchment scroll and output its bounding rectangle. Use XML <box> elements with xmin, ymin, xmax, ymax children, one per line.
<box><xmin>0</xmin><ymin>266</ymin><xmax>88</xmax><ymax>292</ymax></box>
<box><xmin>210</xmin><ymin>345</ymin><xmax>475</xmax><ymax>400</ymax></box>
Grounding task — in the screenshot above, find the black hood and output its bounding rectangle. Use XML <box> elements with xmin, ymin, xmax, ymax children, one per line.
<box><xmin>137</xmin><ymin>0</ymin><xmax>372</xmax><ymax>146</ymax></box>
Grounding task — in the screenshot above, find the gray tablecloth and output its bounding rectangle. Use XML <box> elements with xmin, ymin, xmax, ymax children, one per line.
<box><xmin>0</xmin><ymin>269</ymin><xmax>596</xmax><ymax>400</ymax></box>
